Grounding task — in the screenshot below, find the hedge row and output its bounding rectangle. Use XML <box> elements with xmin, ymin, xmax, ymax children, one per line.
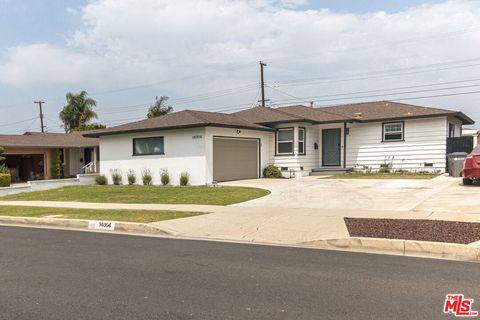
<box><xmin>0</xmin><ymin>173</ymin><xmax>11</xmax><ymax>187</ymax></box>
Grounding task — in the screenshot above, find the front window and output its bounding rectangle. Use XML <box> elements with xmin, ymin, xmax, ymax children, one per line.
<box><xmin>133</xmin><ymin>136</ymin><xmax>164</xmax><ymax>155</ymax></box>
<box><xmin>276</xmin><ymin>128</ymin><xmax>294</xmax><ymax>155</ymax></box>
<box><xmin>298</xmin><ymin>127</ymin><xmax>306</xmax><ymax>155</ymax></box>
<box><xmin>383</xmin><ymin>122</ymin><xmax>404</xmax><ymax>141</ymax></box>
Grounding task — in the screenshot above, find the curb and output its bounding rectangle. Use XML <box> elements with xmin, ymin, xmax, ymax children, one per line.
<box><xmin>301</xmin><ymin>237</ymin><xmax>480</xmax><ymax>262</ymax></box>
<box><xmin>0</xmin><ymin>216</ymin><xmax>175</xmax><ymax>236</ymax></box>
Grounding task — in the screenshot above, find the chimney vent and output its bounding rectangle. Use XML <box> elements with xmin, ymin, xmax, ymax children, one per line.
<box><xmin>354</xmin><ymin>112</ymin><xmax>363</xmax><ymax>119</ymax></box>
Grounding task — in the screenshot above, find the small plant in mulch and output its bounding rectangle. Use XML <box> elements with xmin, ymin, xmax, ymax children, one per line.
<box><xmin>179</xmin><ymin>172</ymin><xmax>190</xmax><ymax>186</ymax></box>
<box><xmin>110</xmin><ymin>169</ymin><xmax>123</xmax><ymax>185</ymax></box>
<box><xmin>141</xmin><ymin>169</ymin><xmax>153</xmax><ymax>186</ymax></box>
<box><xmin>127</xmin><ymin>170</ymin><xmax>137</xmax><ymax>185</ymax></box>
<box><xmin>160</xmin><ymin>169</ymin><xmax>170</xmax><ymax>186</ymax></box>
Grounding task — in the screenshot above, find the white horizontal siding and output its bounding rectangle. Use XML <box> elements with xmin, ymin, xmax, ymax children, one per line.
<box><xmin>346</xmin><ymin>117</ymin><xmax>448</xmax><ymax>172</ymax></box>
<box><xmin>268</xmin><ymin>123</ymin><xmax>319</xmax><ymax>175</ymax></box>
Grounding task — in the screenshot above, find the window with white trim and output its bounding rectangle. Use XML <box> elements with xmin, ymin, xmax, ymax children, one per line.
<box><xmin>298</xmin><ymin>127</ymin><xmax>306</xmax><ymax>155</ymax></box>
<box><xmin>276</xmin><ymin>128</ymin><xmax>294</xmax><ymax>155</ymax></box>
<box><xmin>383</xmin><ymin>122</ymin><xmax>404</xmax><ymax>141</ymax></box>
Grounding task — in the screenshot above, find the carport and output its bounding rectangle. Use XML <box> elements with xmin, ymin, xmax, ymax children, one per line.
<box><xmin>4</xmin><ymin>153</ymin><xmax>46</xmax><ymax>182</ymax></box>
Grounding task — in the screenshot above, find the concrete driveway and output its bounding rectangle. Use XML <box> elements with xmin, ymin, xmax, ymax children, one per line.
<box><xmin>221</xmin><ymin>175</ymin><xmax>480</xmax><ymax>212</ymax></box>
<box><xmin>153</xmin><ymin>175</ymin><xmax>480</xmax><ymax>244</ymax></box>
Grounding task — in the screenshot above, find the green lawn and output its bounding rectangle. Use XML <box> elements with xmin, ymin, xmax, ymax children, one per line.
<box><xmin>2</xmin><ymin>185</ymin><xmax>270</xmax><ymax>205</ymax></box>
<box><xmin>324</xmin><ymin>172</ymin><xmax>440</xmax><ymax>180</ymax></box>
<box><xmin>0</xmin><ymin>206</ymin><xmax>203</xmax><ymax>223</ymax></box>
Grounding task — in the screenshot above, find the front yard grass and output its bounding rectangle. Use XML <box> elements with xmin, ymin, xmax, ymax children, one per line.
<box><xmin>324</xmin><ymin>172</ymin><xmax>439</xmax><ymax>179</ymax></box>
<box><xmin>0</xmin><ymin>206</ymin><xmax>203</xmax><ymax>223</ymax></box>
<box><xmin>2</xmin><ymin>185</ymin><xmax>270</xmax><ymax>205</ymax></box>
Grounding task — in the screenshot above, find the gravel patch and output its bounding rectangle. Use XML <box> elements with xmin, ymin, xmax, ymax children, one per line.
<box><xmin>344</xmin><ymin>218</ymin><xmax>480</xmax><ymax>244</ymax></box>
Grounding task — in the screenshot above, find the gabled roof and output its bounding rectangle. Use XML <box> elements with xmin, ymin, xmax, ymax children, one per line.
<box><xmin>0</xmin><ymin>132</ymin><xmax>99</xmax><ymax>148</ymax></box>
<box><xmin>84</xmin><ymin>109</ymin><xmax>274</xmax><ymax>137</ymax></box>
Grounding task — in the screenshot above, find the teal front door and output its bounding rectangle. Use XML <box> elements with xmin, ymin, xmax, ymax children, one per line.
<box><xmin>322</xmin><ymin>128</ymin><xmax>341</xmax><ymax>166</ymax></box>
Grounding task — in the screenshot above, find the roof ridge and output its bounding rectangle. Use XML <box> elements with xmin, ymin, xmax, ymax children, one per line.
<box><xmin>183</xmin><ymin>109</ymin><xmax>215</xmax><ymax>124</ymax></box>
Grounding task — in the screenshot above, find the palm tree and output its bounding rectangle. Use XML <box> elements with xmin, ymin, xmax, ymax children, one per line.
<box><xmin>59</xmin><ymin>91</ymin><xmax>98</xmax><ymax>133</ymax></box>
<box><xmin>147</xmin><ymin>96</ymin><xmax>173</xmax><ymax>118</ymax></box>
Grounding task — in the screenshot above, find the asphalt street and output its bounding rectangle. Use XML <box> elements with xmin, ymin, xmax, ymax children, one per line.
<box><xmin>1</xmin><ymin>226</ymin><xmax>479</xmax><ymax>320</ymax></box>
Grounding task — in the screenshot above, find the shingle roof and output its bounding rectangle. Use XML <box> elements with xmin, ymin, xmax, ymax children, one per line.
<box><xmin>0</xmin><ymin>132</ymin><xmax>99</xmax><ymax>148</ymax></box>
<box><xmin>233</xmin><ymin>106</ymin><xmax>305</xmax><ymax>124</ymax></box>
<box><xmin>312</xmin><ymin>101</ymin><xmax>474</xmax><ymax>124</ymax></box>
<box><xmin>272</xmin><ymin>101</ymin><xmax>473</xmax><ymax>125</ymax></box>
<box><xmin>84</xmin><ymin>109</ymin><xmax>274</xmax><ymax>137</ymax></box>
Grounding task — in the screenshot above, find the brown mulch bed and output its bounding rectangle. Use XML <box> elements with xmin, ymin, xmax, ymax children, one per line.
<box><xmin>344</xmin><ymin>218</ymin><xmax>480</xmax><ymax>244</ymax></box>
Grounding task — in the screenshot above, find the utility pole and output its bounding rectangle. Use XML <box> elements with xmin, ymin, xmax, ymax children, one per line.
<box><xmin>34</xmin><ymin>100</ymin><xmax>46</xmax><ymax>133</ymax></box>
<box><xmin>259</xmin><ymin>61</ymin><xmax>268</xmax><ymax>107</ymax></box>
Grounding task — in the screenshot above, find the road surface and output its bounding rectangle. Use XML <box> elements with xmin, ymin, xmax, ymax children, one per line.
<box><xmin>1</xmin><ymin>226</ymin><xmax>479</xmax><ymax>319</ymax></box>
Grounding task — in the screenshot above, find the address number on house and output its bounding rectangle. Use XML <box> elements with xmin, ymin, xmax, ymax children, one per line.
<box><xmin>89</xmin><ymin>221</ymin><xmax>116</xmax><ymax>231</ymax></box>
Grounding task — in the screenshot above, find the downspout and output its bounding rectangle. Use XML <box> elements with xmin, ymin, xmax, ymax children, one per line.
<box><xmin>343</xmin><ymin>122</ymin><xmax>347</xmax><ymax>168</ymax></box>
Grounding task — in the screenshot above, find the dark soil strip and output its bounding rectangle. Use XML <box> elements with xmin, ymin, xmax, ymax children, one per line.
<box><xmin>344</xmin><ymin>218</ymin><xmax>480</xmax><ymax>244</ymax></box>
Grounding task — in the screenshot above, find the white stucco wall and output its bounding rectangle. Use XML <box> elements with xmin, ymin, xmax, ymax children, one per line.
<box><xmin>99</xmin><ymin>128</ymin><xmax>207</xmax><ymax>185</ymax></box>
<box><xmin>346</xmin><ymin>116</ymin><xmax>448</xmax><ymax>172</ymax></box>
<box><xmin>204</xmin><ymin>127</ymin><xmax>272</xmax><ymax>182</ymax></box>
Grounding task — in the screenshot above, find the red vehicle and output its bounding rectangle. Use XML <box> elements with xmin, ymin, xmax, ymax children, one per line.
<box><xmin>463</xmin><ymin>145</ymin><xmax>480</xmax><ymax>185</ymax></box>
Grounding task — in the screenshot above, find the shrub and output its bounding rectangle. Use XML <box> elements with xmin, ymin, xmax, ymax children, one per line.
<box><xmin>0</xmin><ymin>173</ymin><xmax>11</xmax><ymax>187</ymax></box>
<box><xmin>160</xmin><ymin>169</ymin><xmax>170</xmax><ymax>186</ymax></box>
<box><xmin>142</xmin><ymin>169</ymin><xmax>153</xmax><ymax>185</ymax></box>
<box><xmin>378</xmin><ymin>165</ymin><xmax>391</xmax><ymax>173</ymax></box>
<box><xmin>263</xmin><ymin>165</ymin><xmax>282</xmax><ymax>178</ymax></box>
<box><xmin>95</xmin><ymin>175</ymin><xmax>108</xmax><ymax>185</ymax></box>
<box><xmin>110</xmin><ymin>169</ymin><xmax>123</xmax><ymax>185</ymax></box>
<box><xmin>50</xmin><ymin>149</ymin><xmax>64</xmax><ymax>179</ymax></box>
<box><xmin>179</xmin><ymin>171</ymin><xmax>190</xmax><ymax>186</ymax></box>
<box><xmin>127</xmin><ymin>170</ymin><xmax>137</xmax><ymax>185</ymax></box>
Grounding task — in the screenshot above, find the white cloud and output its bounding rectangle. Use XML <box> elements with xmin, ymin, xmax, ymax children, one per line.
<box><xmin>0</xmin><ymin>44</ymin><xmax>104</xmax><ymax>86</ymax></box>
<box><xmin>1</xmin><ymin>0</ymin><xmax>480</xmax><ymax>124</ymax></box>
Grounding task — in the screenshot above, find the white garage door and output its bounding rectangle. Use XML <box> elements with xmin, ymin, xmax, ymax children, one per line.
<box><xmin>213</xmin><ymin>137</ymin><xmax>259</xmax><ymax>182</ymax></box>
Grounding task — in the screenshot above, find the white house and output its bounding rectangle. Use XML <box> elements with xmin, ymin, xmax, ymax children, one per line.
<box><xmin>84</xmin><ymin>101</ymin><xmax>474</xmax><ymax>185</ymax></box>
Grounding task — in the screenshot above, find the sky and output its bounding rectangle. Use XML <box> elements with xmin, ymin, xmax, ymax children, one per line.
<box><xmin>0</xmin><ymin>0</ymin><xmax>479</xmax><ymax>133</ymax></box>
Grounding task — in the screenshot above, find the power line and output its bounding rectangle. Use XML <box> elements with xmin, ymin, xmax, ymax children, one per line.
<box><xmin>277</xmin><ymin>57</ymin><xmax>480</xmax><ymax>86</ymax></box>
<box><xmin>269</xmin><ymin>77</ymin><xmax>480</xmax><ymax>103</ymax></box>
<box><xmin>0</xmin><ymin>117</ymin><xmax>39</xmax><ymax>128</ymax></box>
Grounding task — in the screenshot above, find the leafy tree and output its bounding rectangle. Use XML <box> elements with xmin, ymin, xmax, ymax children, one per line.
<box><xmin>73</xmin><ymin>123</ymin><xmax>107</xmax><ymax>132</ymax></box>
<box><xmin>59</xmin><ymin>91</ymin><xmax>99</xmax><ymax>133</ymax></box>
<box><xmin>147</xmin><ymin>96</ymin><xmax>173</xmax><ymax>118</ymax></box>
<box><xmin>0</xmin><ymin>147</ymin><xmax>5</xmax><ymax>162</ymax></box>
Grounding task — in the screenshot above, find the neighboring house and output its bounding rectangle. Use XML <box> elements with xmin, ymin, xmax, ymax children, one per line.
<box><xmin>462</xmin><ymin>128</ymin><xmax>479</xmax><ymax>148</ymax></box>
<box><xmin>84</xmin><ymin>101</ymin><xmax>474</xmax><ymax>185</ymax></box>
<box><xmin>0</xmin><ymin>132</ymin><xmax>99</xmax><ymax>182</ymax></box>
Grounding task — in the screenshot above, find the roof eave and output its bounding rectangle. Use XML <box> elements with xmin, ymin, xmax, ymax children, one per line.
<box><xmin>83</xmin><ymin>123</ymin><xmax>274</xmax><ymax>137</ymax></box>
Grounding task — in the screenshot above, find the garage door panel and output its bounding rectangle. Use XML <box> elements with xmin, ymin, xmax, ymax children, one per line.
<box><xmin>213</xmin><ymin>138</ymin><xmax>259</xmax><ymax>182</ymax></box>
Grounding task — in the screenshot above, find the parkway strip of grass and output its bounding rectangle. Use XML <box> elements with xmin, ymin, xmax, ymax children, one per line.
<box><xmin>0</xmin><ymin>206</ymin><xmax>204</xmax><ymax>223</ymax></box>
<box><xmin>2</xmin><ymin>185</ymin><xmax>270</xmax><ymax>206</ymax></box>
